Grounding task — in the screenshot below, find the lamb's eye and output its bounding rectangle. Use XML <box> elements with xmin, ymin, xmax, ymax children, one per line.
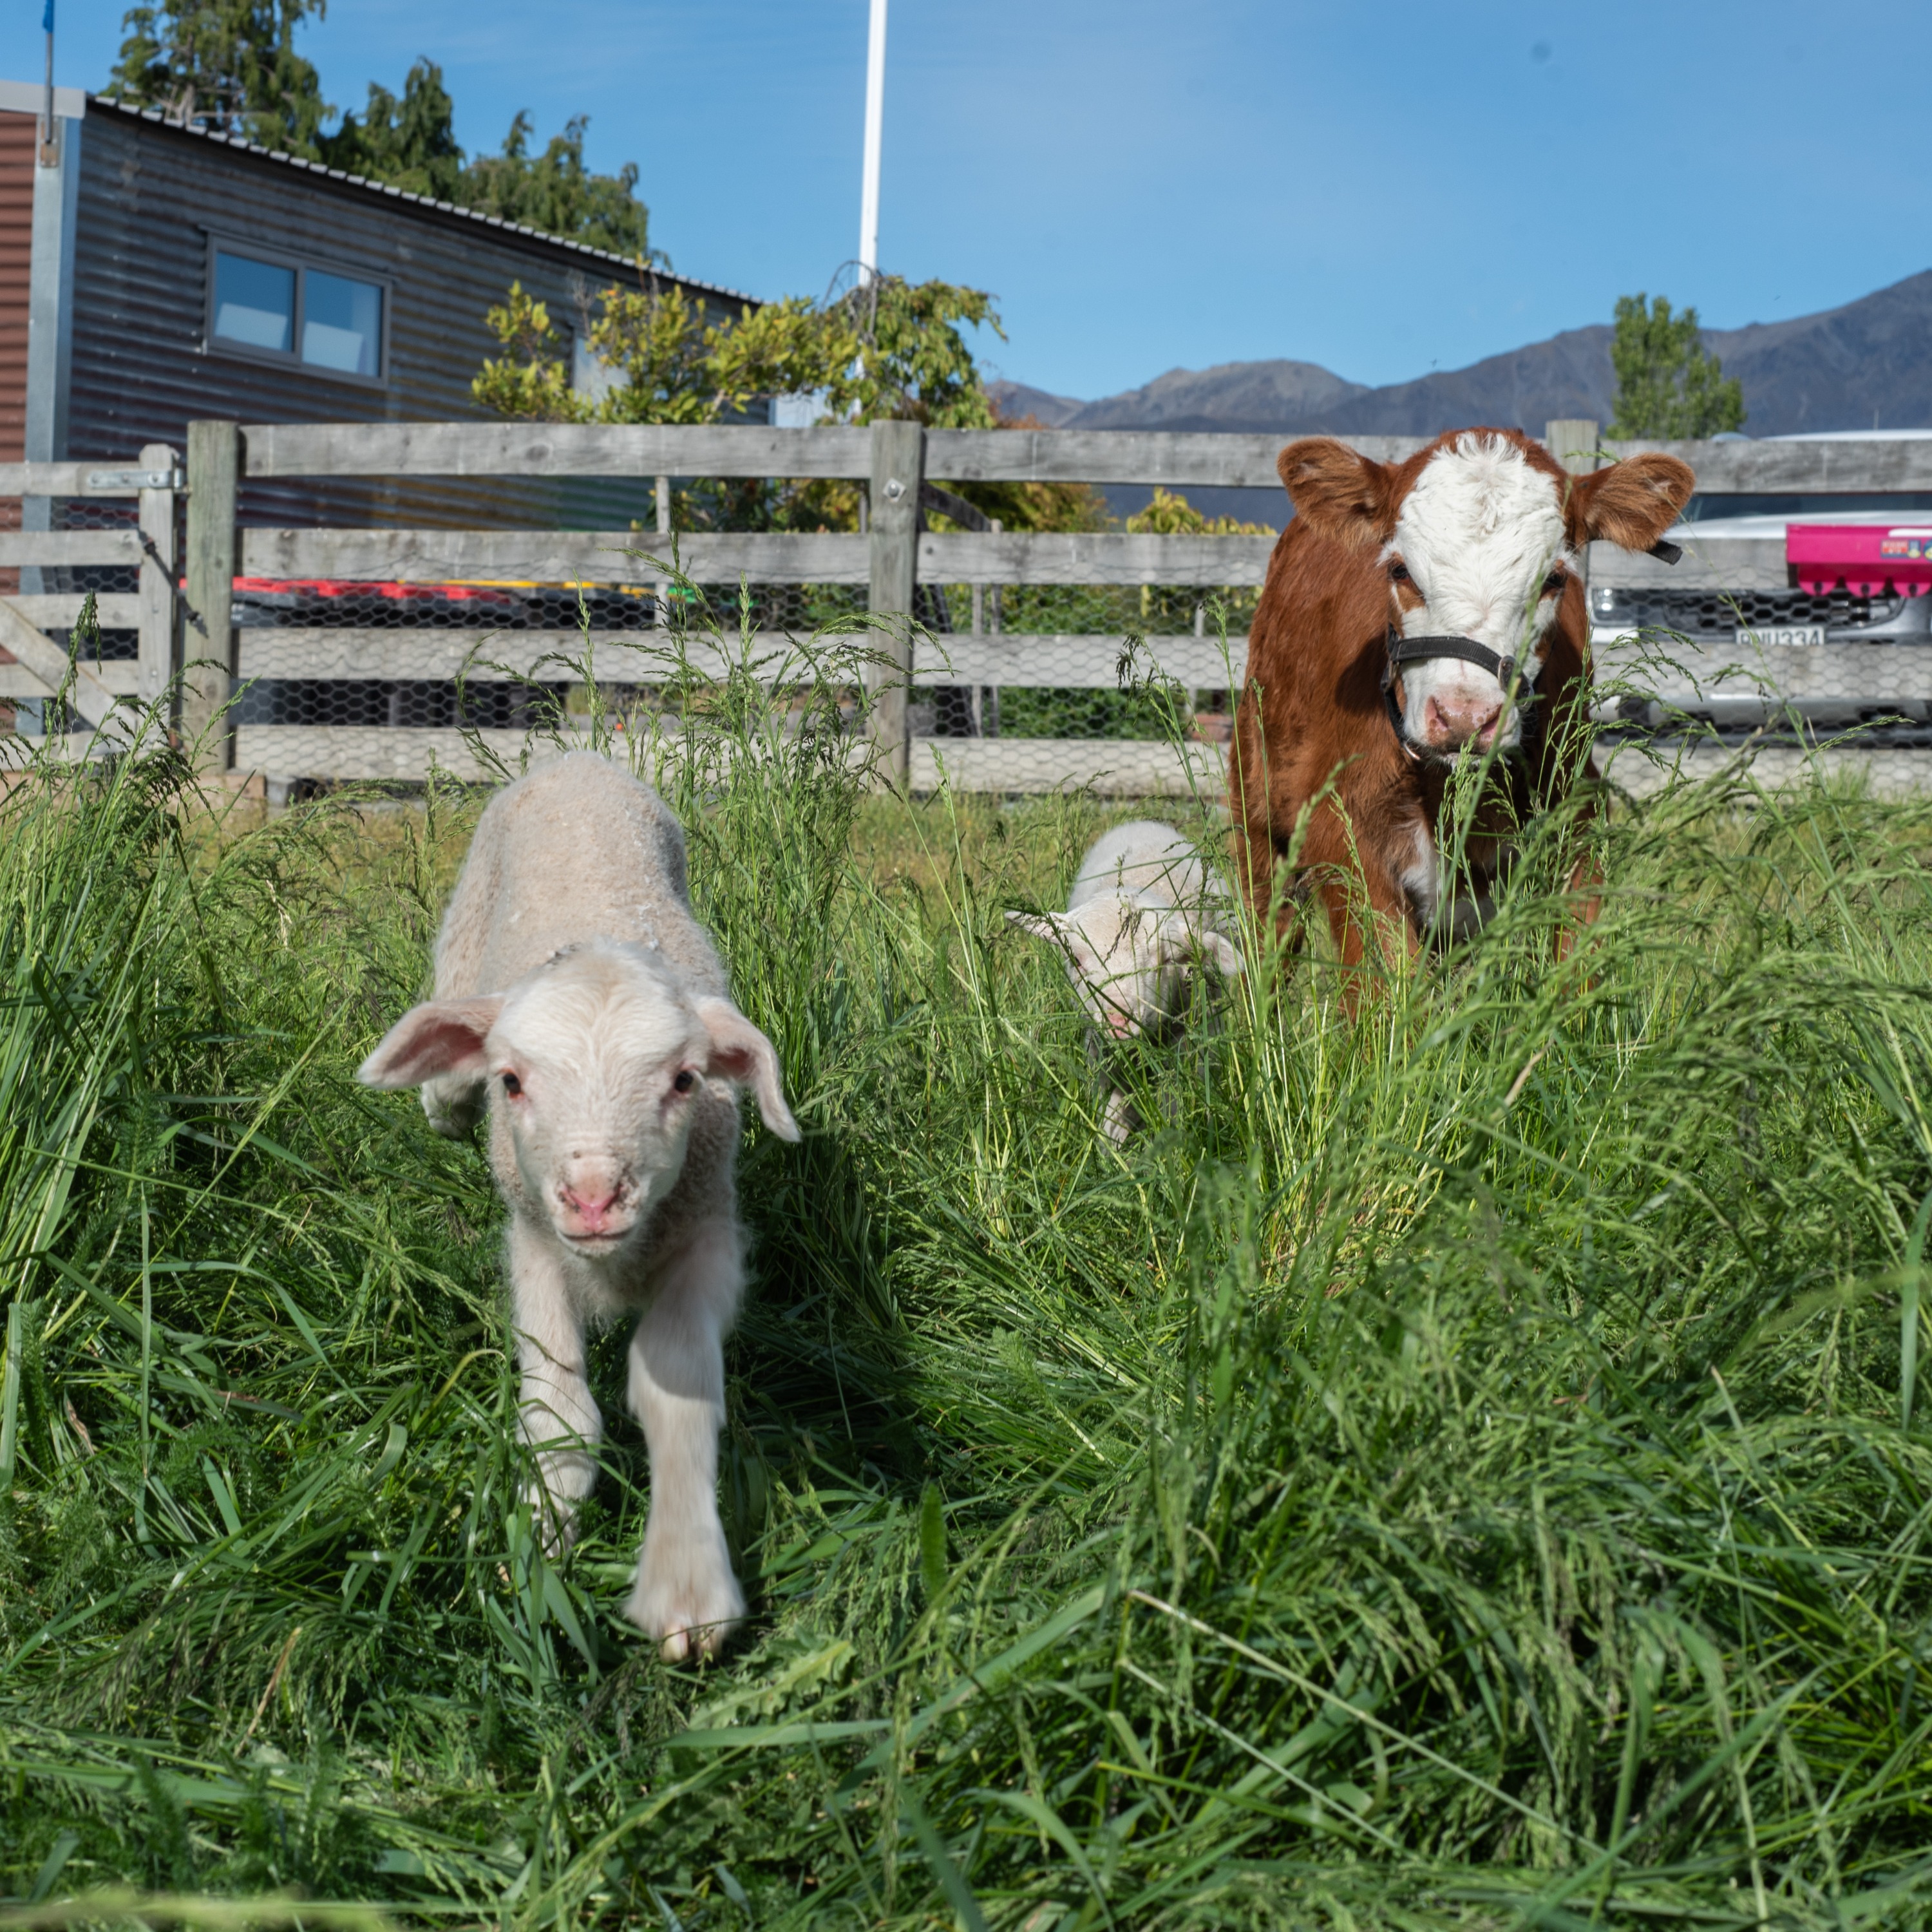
<box><xmin>1388</xmin><ymin>560</ymin><xmax>1410</xmax><ymax>583</ymax></box>
<box><xmin>672</xmin><ymin>1070</ymin><xmax>697</xmax><ymax>1095</ymax></box>
<box><xmin>501</xmin><ymin>1072</ymin><xmax>522</xmax><ymax>1098</ymax></box>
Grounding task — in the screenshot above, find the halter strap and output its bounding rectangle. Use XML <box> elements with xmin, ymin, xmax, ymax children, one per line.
<box><xmin>1385</xmin><ymin>630</ymin><xmax>1521</xmax><ymax>690</ymax></box>
<box><xmin>1381</xmin><ymin>623</ymin><xmax>1545</xmax><ymax>770</ymax></box>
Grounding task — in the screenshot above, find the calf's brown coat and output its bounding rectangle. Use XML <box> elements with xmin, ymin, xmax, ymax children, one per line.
<box><xmin>1231</xmin><ymin>428</ymin><xmax>1694</xmax><ymax>974</ymax></box>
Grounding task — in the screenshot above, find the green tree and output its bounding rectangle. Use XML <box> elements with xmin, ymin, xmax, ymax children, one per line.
<box><xmin>1608</xmin><ymin>292</ymin><xmax>1746</xmax><ymax>438</ymax></box>
<box><xmin>319</xmin><ymin>58</ymin><xmax>463</xmax><ymax>202</ymax></box>
<box><xmin>106</xmin><ymin>8</ymin><xmax>654</xmax><ymax>258</ymax></box>
<box><xmin>471</xmin><ymin>272</ymin><xmax>1107</xmax><ymax>533</ymax></box>
<box><xmin>459</xmin><ymin>113</ymin><xmax>655</xmax><ymax>261</ymax></box>
<box><xmin>106</xmin><ymin>0</ymin><xmax>332</xmax><ymax>152</ymax></box>
<box><xmin>1121</xmin><ymin>488</ymin><xmax>1273</xmax><ymax>631</ymax></box>
<box><xmin>1124</xmin><ymin>487</ymin><xmax>1273</xmax><ymax>538</ymax></box>
<box><xmin>473</xmin><ymin>272</ymin><xmax>997</xmax><ymax>431</ymax></box>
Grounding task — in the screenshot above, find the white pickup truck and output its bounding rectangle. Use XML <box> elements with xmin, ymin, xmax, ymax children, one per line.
<box><xmin>1589</xmin><ymin>431</ymin><xmax>1932</xmax><ymax>736</ymax></box>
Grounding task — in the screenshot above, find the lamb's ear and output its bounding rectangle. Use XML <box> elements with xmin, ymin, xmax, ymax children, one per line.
<box><xmin>1159</xmin><ymin>914</ymin><xmax>1245</xmax><ymax>976</ymax></box>
<box><xmin>1004</xmin><ymin>909</ymin><xmax>1064</xmax><ymax>944</ymax></box>
<box><xmin>696</xmin><ymin>998</ymin><xmax>800</xmax><ymax>1142</ymax></box>
<box><xmin>1200</xmin><ymin>929</ymin><xmax>1245</xmax><ymax>976</ymax></box>
<box><xmin>357</xmin><ymin>996</ymin><xmax>505</xmax><ymax>1090</ymax></box>
<box><xmin>1009</xmin><ymin>907</ymin><xmax>1106</xmax><ymax>978</ymax></box>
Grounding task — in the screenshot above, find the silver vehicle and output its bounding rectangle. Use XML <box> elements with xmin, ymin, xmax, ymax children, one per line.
<box><xmin>1590</xmin><ymin>433</ymin><xmax>1932</xmax><ymax>737</ymax></box>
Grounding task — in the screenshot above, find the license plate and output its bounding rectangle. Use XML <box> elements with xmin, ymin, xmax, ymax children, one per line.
<box><xmin>1734</xmin><ymin>624</ymin><xmax>1825</xmax><ymax>648</ymax></box>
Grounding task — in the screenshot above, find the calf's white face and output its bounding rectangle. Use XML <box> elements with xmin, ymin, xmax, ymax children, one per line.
<box><xmin>1276</xmin><ymin>430</ymin><xmax>1696</xmax><ymax>759</ymax></box>
<box><xmin>358</xmin><ymin>940</ymin><xmax>797</xmax><ymax>1255</ymax></box>
<box><xmin>1387</xmin><ymin>435</ymin><xmax>1572</xmax><ymax>755</ymax></box>
<box><xmin>1007</xmin><ymin>898</ymin><xmax>1242</xmax><ymax>1039</ymax></box>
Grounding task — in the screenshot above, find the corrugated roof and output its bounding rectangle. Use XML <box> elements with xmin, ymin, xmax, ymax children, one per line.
<box><xmin>86</xmin><ymin>92</ymin><xmax>759</xmax><ymax>308</ymax></box>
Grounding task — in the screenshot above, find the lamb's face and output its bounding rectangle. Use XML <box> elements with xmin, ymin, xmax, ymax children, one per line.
<box><xmin>1007</xmin><ymin>898</ymin><xmax>1242</xmax><ymax>1039</ymax></box>
<box><xmin>358</xmin><ymin>938</ymin><xmax>799</xmax><ymax>1257</ymax></box>
<box><xmin>487</xmin><ymin>947</ymin><xmax>715</xmax><ymax>1255</ymax></box>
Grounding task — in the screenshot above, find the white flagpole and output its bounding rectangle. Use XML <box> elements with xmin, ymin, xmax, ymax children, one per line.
<box><xmin>858</xmin><ymin>0</ymin><xmax>886</xmax><ymax>285</ymax></box>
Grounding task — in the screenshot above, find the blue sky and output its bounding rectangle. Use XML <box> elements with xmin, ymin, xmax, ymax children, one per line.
<box><xmin>12</xmin><ymin>0</ymin><xmax>1929</xmax><ymax>401</ymax></box>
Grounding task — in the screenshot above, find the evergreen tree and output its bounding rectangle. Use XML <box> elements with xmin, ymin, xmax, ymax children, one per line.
<box><xmin>105</xmin><ymin>5</ymin><xmax>654</xmax><ymax>258</ymax></box>
<box><xmin>107</xmin><ymin>0</ymin><xmax>332</xmax><ymax>153</ymax></box>
<box><xmin>459</xmin><ymin>113</ymin><xmax>655</xmax><ymax>261</ymax></box>
<box><xmin>321</xmin><ymin>59</ymin><xmax>463</xmax><ymax>203</ymax></box>
<box><xmin>1608</xmin><ymin>293</ymin><xmax>1747</xmax><ymax>438</ymax></box>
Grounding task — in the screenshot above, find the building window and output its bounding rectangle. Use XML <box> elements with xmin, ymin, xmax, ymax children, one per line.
<box><xmin>208</xmin><ymin>242</ymin><xmax>388</xmax><ymax>381</ymax></box>
<box><xmin>213</xmin><ymin>252</ymin><xmax>294</xmax><ymax>352</ymax></box>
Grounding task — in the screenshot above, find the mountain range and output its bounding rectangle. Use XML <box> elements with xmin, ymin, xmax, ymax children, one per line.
<box><xmin>994</xmin><ymin>269</ymin><xmax>1932</xmax><ymax>444</ymax></box>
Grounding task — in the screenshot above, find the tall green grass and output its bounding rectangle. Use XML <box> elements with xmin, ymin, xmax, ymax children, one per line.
<box><xmin>5</xmin><ymin>609</ymin><xmax>1932</xmax><ymax>1927</ymax></box>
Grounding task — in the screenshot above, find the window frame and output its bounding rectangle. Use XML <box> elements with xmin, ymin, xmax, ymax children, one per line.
<box><xmin>202</xmin><ymin>232</ymin><xmax>393</xmax><ymax>388</ymax></box>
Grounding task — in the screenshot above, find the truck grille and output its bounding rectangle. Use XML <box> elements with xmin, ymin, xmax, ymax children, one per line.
<box><xmin>1593</xmin><ymin>587</ymin><xmax>1883</xmax><ymax>636</ymax></box>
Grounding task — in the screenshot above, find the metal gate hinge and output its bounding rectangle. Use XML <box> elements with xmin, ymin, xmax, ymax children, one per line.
<box><xmin>86</xmin><ymin>468</ymin><xmax>186</xmax><ymax>492</ymax></box>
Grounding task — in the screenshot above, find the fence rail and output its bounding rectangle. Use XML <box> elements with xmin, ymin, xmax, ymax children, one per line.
<box><xmin>232</xmin><ymin>421</ymin><xmax>1932</xmax><ymax>491</ymax></box>
<box><xmin>5</xmin><ymin>418</ymin><xmax>1932</xmax><ymax>792</ymax></box>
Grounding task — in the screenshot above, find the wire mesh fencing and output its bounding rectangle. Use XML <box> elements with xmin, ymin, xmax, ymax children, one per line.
<box><xmin>218</xmin><ymin>565</ymin><xmax>1253</xmax><ymax>791</ymax></box>
<box><xmin>2</xmin><ymin>493</ymin><xmax>155</xmax><ymax>739</ymax></box>
<box><xmin>16</xmin><ymin>417</ymin><xmax>1932</xmax><ymax>796</ymax></box>
<box><xmin>45</xmin><ymin>497</ymin><xmax>142</xmax><ymax>659</ymax></box>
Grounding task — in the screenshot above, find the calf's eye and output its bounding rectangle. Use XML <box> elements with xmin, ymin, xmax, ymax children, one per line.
<box><xmin>673</xmin><ymin>1070</ymin><xmax>697</xmax><ymax>1095</ymax></box>
<box><xmin>501</xmin><ymin>1073</ymin><xmax>522</xmax><ymax>1098</ymax></box>
<box><xmin>1388</xmin><ymin>560</ymin><xmax>1410</xmax><ymax>583</ymax></box>
<box><xmin>1543</xmin><ymin>570</ymin><xmax>1566</xmax><ymax>594</ymax></box>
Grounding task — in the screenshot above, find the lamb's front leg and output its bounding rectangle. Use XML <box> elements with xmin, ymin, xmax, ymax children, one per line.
<box><xmin>508</xmin><ymin>1215</ymin><xmax>602</xmax><ymax>1554</ymax></box>
<box><xmin>625</xmin><ymin>1217</ymin><xmax>746</xmax><ymax>1659</ymax></box>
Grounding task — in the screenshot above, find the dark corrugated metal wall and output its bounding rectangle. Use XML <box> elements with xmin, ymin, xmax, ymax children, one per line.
<box><xmin>66</xmin><ymin>107</ymin><xmax>740</xmax><ymax>536</ymax></box>
<box><xmin>0</xmin><ymin>110</ymin><xmax>35</xmax><ymax>596</ymax></box>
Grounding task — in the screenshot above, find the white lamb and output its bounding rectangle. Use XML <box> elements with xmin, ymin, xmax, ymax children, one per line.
<box><xmin>1006</xmin><ymin>819</ymin><xmax>1244</xmax><ymax>1142</ymax></box>
<box><xmin>358</xmin><ymin>753</ymin><xmax>798</xmax><ymax>1660</ymax></box>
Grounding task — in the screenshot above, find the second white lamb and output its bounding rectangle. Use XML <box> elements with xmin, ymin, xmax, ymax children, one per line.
<box><xmin>1007</xmin><ymin>819</ymin><xmax>1244</xmax><ymax>1142</ymax></box>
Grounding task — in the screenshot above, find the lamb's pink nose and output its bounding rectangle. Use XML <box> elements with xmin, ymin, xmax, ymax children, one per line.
<box><xmin>560</xmin><ymin>1186</ymin><xmax>620</xmax><ymax>1231</ymax></box>
<box><xmin>1424</xmin><ymin>693</ymin><xmax>1503</xmax><ymax>749</ymax></box>
<box><xmin>1103</xmin><ymin>1010</ymin><xmax>1138</xmax><ymax>1037</ymax></box>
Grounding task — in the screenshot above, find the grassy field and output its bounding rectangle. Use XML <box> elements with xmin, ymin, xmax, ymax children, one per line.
<box><xmin>6</xmin><ymin>630</ymin><xmax>1932</xmax><ymax>1928</ymax></box>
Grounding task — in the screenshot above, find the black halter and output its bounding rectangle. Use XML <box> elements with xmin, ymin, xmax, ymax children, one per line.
<box><xmin>1378</xmin><ymin>541</ymin><xmax>1679</xmax><ymax>768</ymax></box>
<box><xmin>1381</xmin><ymin>624</ymin><xmax>1546</xmax><ymax>769</ymax></box>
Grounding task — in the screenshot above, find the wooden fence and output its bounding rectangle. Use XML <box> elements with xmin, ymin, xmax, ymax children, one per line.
<box><xmin>5</xmin><ymin>417</ymin><xmax>1932</xmax><ymax>794</ymax></box>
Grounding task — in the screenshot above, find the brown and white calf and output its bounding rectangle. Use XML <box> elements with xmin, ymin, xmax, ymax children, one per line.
<box><xmin>1231</xmin><ymin>428</ymin><xmax>1694</xmax><ymax>971</ymax></box>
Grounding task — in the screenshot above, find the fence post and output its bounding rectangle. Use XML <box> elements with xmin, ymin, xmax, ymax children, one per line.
<box><xmin>136</xmin><ymin>441</ymin><xmax>179</xmax><ymax>711</ymax></box>
<box><xmin>985</xmin><ymin>515</ymin><xmax>1001</xmax><ymax>738</ymax></box>
<box><xmin>867</xmin><ymin>417</ymin><xmax>925</xmax><ymax>788</ymax></box>
<box><xmin>1544</xmin><ymin>419</ymin><xmax>1599</xmax><ymax>587</ymax></box>
<box><xmin>182</xmin><ymin>419</ymin><xmax>240</xmax><ymax>772</ymax></box>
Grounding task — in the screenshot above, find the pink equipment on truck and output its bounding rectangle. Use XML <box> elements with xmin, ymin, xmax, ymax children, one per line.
<box><xmin>1788</xmin><ymin>524</ymin><xmax>1932</xmax><ymax>599</ymax></box>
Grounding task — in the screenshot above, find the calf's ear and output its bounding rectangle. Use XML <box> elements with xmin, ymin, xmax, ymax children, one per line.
<box><xmin>1276</xmin><ymin>438</ymin><xmax>1397</xmax><ymax>545</ymax></box>
<box><xmin>696</xmin><ymin>998</ymin><xmax>800</xmax><ymax>1142</ymax></box>
<box><xmin>358</xmin><ymin>996</ymin><xmax>504</xmax><ymax>1090</ymax></box>
<box><xmin>1567</xmin><ymin>452</ymin><xmax>1696</xmax><ymax>553</ymax></box>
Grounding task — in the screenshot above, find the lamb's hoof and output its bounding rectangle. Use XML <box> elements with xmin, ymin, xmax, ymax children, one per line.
<box><xmin>1102</xmin><ymin>1092</ymin><xmax>1137</xmax><ymax>1145</ymax></box>
<box><xmin>523</xmin><ymin>1487</ymin><xmax>580</xmax><ymax>1560</ymax></box>
<box><xmin>626</xmin><ymin>1554</ymin><xmax>746</xmax><ymax>1660</ymax></box>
